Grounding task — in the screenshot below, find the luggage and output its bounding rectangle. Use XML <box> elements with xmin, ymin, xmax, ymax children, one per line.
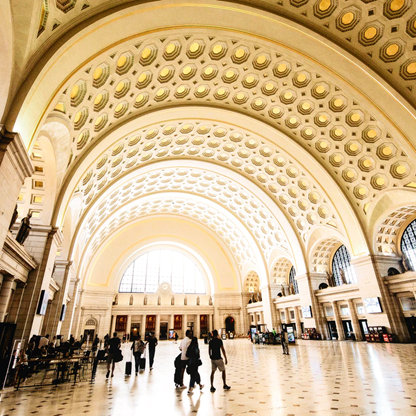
<box><xmin>174</xmin><ymin>353</ymin><xmax>182</xmax><ymax>387</ymax></box>
<box><xmin>125</xmin><ymin>361</ymin><xmax>132</xmax><ymax>376</ymax></box>
<box><xmin>97</xmin><ymin>350</ymin><xmax>106</xmax><ymax>361</ymax></box>
<box><xmin>139</xmin><ymin>357</ymin><xmax>146</xmax><ymax>370</ymax></box>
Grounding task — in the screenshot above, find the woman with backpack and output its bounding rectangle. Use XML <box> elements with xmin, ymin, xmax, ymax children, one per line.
<box><xmin>186</xmin><ymin>337</ymin><xmax>204</xmax><ymax>394</ymax></box>
<box><xmin>131</xmin><ymin>335</ymin><xmax>145</xmax><ymax>375</ymax></box>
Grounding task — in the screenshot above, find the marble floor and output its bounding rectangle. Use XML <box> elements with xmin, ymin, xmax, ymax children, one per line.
<box><xmin>1</xmin><ymin>339</ymin><xmax>416</xmax><ymax>416</ymax></box>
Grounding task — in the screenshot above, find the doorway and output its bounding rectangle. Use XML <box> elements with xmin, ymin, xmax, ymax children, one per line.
<box><xmin>359</xmin><ymin>319</ymin><xmax>368</xmax><ymax>339</ymax></box>
<box><xmin>405</xmin><ymin>316</ymin><xmax>416</xmax><ymax>342</ymax></box>
<box><xmin>342</xmin><ymin>320</ymin><xmax>353</xmax><ymax>340</ymax></box>
<box><xmin>130</xmin><ymin>323</ymin><xmax>140</xmax><ymax>340</ymax></box>
<box><xmin>225</xmin><ymin>316</ymin><xmax>235</xmax><ymax>333</ymax></box>
<box><xmin>160</xmin><ymin>322</ymin><xmax>168</xmax><ymax>340</ymax></box>
<box><xmin>83</xmin><ymin>329</ymin><xmax>95</xmax><ymax>343</ymax></box>
<box><xmin>327</xmin><ymin>321</ymin><xmax>338</xmax><ymax>339</ymax></box>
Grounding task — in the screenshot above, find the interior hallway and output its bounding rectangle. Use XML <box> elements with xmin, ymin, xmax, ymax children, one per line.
<box><xmin>1</xmin><ymin>339</ymin><xmax>416</xmax><ymax>416</ymax></box>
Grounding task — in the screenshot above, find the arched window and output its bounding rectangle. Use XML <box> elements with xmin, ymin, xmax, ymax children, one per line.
<box><xmin>119</xmin><ymin>249</ymin><xmax>206</xmax><ymax>294</ymax></box>
<box><xmin>288</xmin><ymin>266</ymin><xmax>299</xmax><ymax>294</ymax></box>
<box><xmin>331</xmin><ymin>245</ymin><xmax>356</xmax><ymax>286</ymax></box>
<box><xmin>401</xmin><ymin>219</ymin><xmax>416</xmax><ymax>271</ymax></box>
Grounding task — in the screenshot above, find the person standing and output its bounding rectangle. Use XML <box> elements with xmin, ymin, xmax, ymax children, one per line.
<box><xmin>147</xmin><ymin>332</ymin><xmax>158</xmax><ymax>370</ymax></box>
<box><xmin>38</xmin><ymin>334</ymin><xmax>49</xmax><ymax>349</ymax></box>
<box><xmin>281</xmin><ymin>330</ymin><xmax>289</xmax><ymax>355</ymax></box>
<box><xmin>178</xmin><ymin>329</ymin><xmax>193</xmax><ymax>388</ymax></box>
<box><xmin>209</xmin><ymin>330</ymin><xmax>230</xmax><ymax>392</ymax></box>
<box><xmin>131</xmin><ymin>335</ymin><xmax>145</xmax><ymax>375</ymax></box>
<box><xmin>186</xmin><ymin>337</ymin><xmax>204</xmax><ymax>394</ymax></box>
<box><xmin>106</xmin><ymin>332</ymin><xmax>121</xmax><ymax>378</ymax></box>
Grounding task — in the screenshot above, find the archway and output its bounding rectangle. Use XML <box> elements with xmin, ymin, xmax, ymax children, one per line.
<box><xmin>225</xmin><ymin>316</ymin><xmax>235</xmax><ymax>333</ymax></box>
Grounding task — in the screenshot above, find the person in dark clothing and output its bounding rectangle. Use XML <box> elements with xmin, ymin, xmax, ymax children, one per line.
<box><xmin>106</xmin><ymin>332</ymin><xmax>121</xmax><ymax>378</ymax></box>
<box><xmin>186</xmin><ymin>337</ymin><xmax>204</xmax><ymax>394</ymax></box>
<box><xmin>209</xmin><ymin>330</ymin><xmax>230</xmax><ymax>392</ymax></box>
<box><xmin>131</xmin><ymin>335</ymin><xmax>145</xmax><ymax>375</ymax></box>
<box><xmin>147</xmin><ymin>333</ymin><xmax>158</xmax><ymax>370</ymax></box>
<box><xmin>281</xmin><ymin>330</ymin><xmax>289</xmax><ymax>355</ymax></box>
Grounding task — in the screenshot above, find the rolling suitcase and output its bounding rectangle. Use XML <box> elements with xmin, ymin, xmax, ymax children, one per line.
<box><xmin>174</xmin><ymin>353</ymin><xmax>182</xmax><ymax>387</ymax></box>
<box><xmin>139</xmin><ymin>348</ymin><xmax>146</xmax><ymax>371</ymax></box>
<box><xmin>97</xmin><ymin>349</ymin><xmax>106</xmax><ymax>361</ymax></box>
<box><xmin>125</xmin><ymin>361</ymin><xmax>132</xmax><ymax>376</ymax></box>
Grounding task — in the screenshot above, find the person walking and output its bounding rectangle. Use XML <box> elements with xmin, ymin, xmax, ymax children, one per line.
<box><xmin>106</xmin><ymin>332</ymin><xmax>121</xmax><ymax>378</ymax></box>
<box><xmin>186</xmin><ymin>337</ymin><xmax>204</xmax><ymax>394</ymax></box>
<box><xmin>131</xmin><ymin>335</ymin><xmax>145</xmax><ymax>375</ymax></box>
<box><xmin>209</xmin><ymin>330</ymin><xmax>230</xmax><ymax>392</ymax></box>
<box><xmin>174</xmin><ymin>331</ymin><xmax>179</xmax><ymax>344</ymax></box>
<box><xmin>147</xmin><ymin>332</ymin><xmax>158</xmax><ymax>370</ymax></box>
<box><xmin>281</xmin><ymin>330</ymin><xmax>289</xmax><ymax>355</ymax></box>
<box><xmin>178</xmin><ymin>329</ymin><xmax>193</xmax><ymax>388</ymax></box>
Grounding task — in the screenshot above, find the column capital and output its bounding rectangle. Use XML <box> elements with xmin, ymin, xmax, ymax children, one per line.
<box><xmin>0</xmin><ymin>126</ymin><xmax>34</xmax><ymax>180</ymax></box>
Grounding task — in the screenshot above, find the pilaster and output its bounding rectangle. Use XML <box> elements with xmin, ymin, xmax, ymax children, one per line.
<box><xmin>14</xmin><ymin>227</ymin><xmax>61</xmax><ymax>340</ymax></box>
<box><xmin>351</xmin><ymin>254</ymin><xmax>409</xmax><ymax>341</ymax></box>
<box><xmin>0</xmin><ymin>126</ymin><xmax>33</xmax><ymax>253</ymax></box>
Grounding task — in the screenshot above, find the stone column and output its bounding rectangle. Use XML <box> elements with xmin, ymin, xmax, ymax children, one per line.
<box><xmin>15</xmin><ymin>227</ymin><xmax>63</xmax><ymax>340</ymax></box>
<box><xmin>141</xmin><ymin>314</ymin><xmax>146</xmax><ymax>339</ymax></box>
<box><xmin>318</xmin><ymin>303</ymin><xmax>330</xmax><ymax>340</ymax></box>
<box><xmin>44</xmin><ymin>261</ymin><xmax>73</xmax><ymax>337</ymax></box>
<box><xmin>347</xmin><ymin>299</ymin><xmax>363</xmax><ymax>341</ymax></box>
<box><xmin>260</xmin><ymin>284</ymin><xmax>279</xmax><ymax>330</ymax></box>
<box><xmin>294</xmin><ymin>307</ymin><xmax>302</xmax><ymax>338</ymax></box>
<box><xmin>0</xmin><ymin>276</ymin><xmax>15</xmax><ymax>321</ymax></box>
<box><xmin>296</xmin><ymin>273</ymin><xmax>327</xmax><ymax>335</ymax></box>
<box><xmin>285</xmin><ymin>307</ymin><xmax>290</xmax><ymax>324</ymax></box>
<box><xmin>169</xmin><ymin>314</ymin><xmax>174</xmax><ymax>331</ymax></box>
<box><xmin>352</xmin><ymin>255</ymin><xmax>409</xmax><ymax>341</ymax></box>
<box><xmin>126</xmin><ymin>315</ymin><xmax>132</xmax><ymax>338</ymax></box>
<box><xmin>195</xmin><ymin>314</ymin><xmax>200</xmax><ymax>338</ymax></box>
<box><xmin>208</xmin><ymin>314</ymin><xmax>213</xmax><ymax>332</ymax></box>
<box><xmin>60</xmin><ymin>277</ymin><xmax>80</xmax><ymax>339</ymax></box>
<box><xmin>0</xmin><ymin>127</ymin><xmax>34</xmax><ymax>253</ymax></box>
<box><xmin>110</xmin><ymin>314</ymin><xmax>116</xmax><ymax>335</ymax></box>
<box><xmin>155</xmin><ymin>314</ymin><xmax>161</xmax><ymax>338</ymax></box>
<box><xmin>414</xmin><ymin>292</ymin><xmax>416</xmax><ymax>300</ymax></box>
<box><xmin>332</xmin><ymin>301</ymin><xmax>345</xmax><ymax>341</ymax></box>
<box><xmin>183</xmin><ymin>314</ymin><xmax>188</xmax><ymax>336</ymax></box>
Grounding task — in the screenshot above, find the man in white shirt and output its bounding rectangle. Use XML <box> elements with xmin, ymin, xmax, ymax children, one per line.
<box><xmin>38</xmin><ymin>334</ymin><xmax>49</xmax><ymax>349</ymax></box>
<box><xmin>178</xmin><ymin>330</ymin><xmax>192</xmax><ymax>388</ymax></box>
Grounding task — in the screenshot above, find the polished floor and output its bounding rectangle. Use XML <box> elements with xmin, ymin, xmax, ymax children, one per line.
<box><xmin>1</xmin><ymin>339</ymin><xmax>416</xmax><ymax>415</ymax></box>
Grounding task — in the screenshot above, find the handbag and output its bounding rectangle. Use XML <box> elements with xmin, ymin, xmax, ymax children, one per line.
<box><xmin>114</xmin><ymin>349</ymin><xmax>123</xmax><ymax>363</ymax></box>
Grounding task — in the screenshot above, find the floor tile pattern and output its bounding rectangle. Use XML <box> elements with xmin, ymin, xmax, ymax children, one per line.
<box><xmin>1</xmin><ymin>340</ymin><xmax>415</xmax><ymax>415</ymax></box>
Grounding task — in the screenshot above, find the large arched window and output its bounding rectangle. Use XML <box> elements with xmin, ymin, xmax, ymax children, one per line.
<box><xmin>119</xmin><ymin>249</ymin><xmax>206</xmax><ymax>294</ymax></box>
<box><xmin>401</xmin><ymin>219</ymin><xmax>416</xmax><ymax>271</ymax></box>
<box><xmin>331</xmin><ymin>245</ymin><xmax>356</xmax><ymax>286</ymax></box>
<box><xmin>288</xmin><ymin>266</ymin><xmax>299</xmax><ymax>294</ymax></box>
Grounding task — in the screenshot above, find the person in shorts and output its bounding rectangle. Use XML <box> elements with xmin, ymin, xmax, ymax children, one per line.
<box><xmin>106</xmin><ymin>332</ymin><xmax>120</xmax><ymax>378</ymax></box>
<box><xmin>209</xmin><ymin>330</ymin><xmax>230</xmax><ymax>392</ymax></box>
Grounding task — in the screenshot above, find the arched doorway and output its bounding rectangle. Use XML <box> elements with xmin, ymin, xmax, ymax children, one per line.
<box><xmin>225</xmin><ymin>316</ymin><xmax>235</xmax><ymax>333</ymax></box>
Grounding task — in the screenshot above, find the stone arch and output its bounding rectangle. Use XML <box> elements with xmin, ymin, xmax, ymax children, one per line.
<box><xmin>270</xmin><ymin>257</ymin><xmax>293</xmax><ymax>285</ymax></box>
<box><xmin>54</xmin><ymin>108</ymin><xmax>367</xmax><ymax>268</ymax></box>
<box><xmin>243</xmin><ymin>270</ymin><xmax>260</xmax><ymax>293</ymax></box>
<box><xmin>309</xmin><ymin>237</ymin><xmax>344</xmax><ymax>274</ymax></box>
<box><xmin>16</xmin><ymin>134</ymin><xmax>57</xmax><ymax>225</ymax></box>
<box><xmin>368</xmin><ymin>189</ymin><xmax>416</xmax><ymax>256</ymax></box>
<box><xmin>83</xmin><ymin>216</ymin><xmax>242</xmax><ymax>295</ymax></box>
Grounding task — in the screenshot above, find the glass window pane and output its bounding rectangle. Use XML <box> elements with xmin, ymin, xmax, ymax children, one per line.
<box><xmin>289</xmin><ymin>266</ymin><xmax>299</xmax><ymax>294</ymax></box>
<box><xmin>401</xmin><ymin>220</ymin><xmax>416</xmax><ymax>271</ymax></box>
<box><xmin>119</xmin><ymin>249</ymin><xmax>206</xmax><ymax>294</ymax></box>
<box><xmin>332</xmin><ymin>245</ymin><xmax>356</xmax><ymax>286</ymax></box>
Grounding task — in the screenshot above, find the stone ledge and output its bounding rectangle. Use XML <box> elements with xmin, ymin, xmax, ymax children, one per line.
<box><xmin>0</xmin><ymin>232</ymin><xmax>37</xmax><ymax>280</ymax></box>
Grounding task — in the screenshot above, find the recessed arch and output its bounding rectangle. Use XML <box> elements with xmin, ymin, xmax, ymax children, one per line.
<box><xmin>53</xmin><ymin>108</ymin><xmax>367</xmax><ymax>266</ymax></box>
